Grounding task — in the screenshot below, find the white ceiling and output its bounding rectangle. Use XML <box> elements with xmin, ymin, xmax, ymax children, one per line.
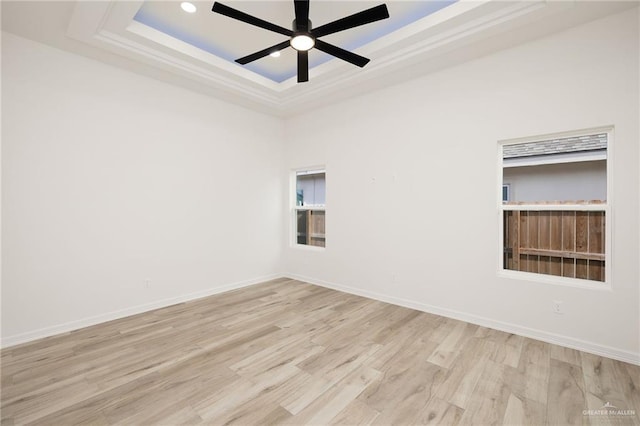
<box><xmin>2</xmin><ymin>1</ymin><xmax>636</xmax><ymax>116</ymax></box>
<box><xmin>133</xmin><ymin>1</ymin><xmax>455</xmax><ymax>82</ymax></box>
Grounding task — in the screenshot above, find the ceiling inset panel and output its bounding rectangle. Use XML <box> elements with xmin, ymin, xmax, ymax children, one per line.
<box><xmin>133</xmin><ymin>1</ymin><xmax>456</xmax><ymax>83</ymax></box>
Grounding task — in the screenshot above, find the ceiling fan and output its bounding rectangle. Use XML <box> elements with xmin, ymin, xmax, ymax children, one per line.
<box><xmin>211</xmin><ymin>0</ymin><xmax>390</xmax><ymax>83</ymax></box>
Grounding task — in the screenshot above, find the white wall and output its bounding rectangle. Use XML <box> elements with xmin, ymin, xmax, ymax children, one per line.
<box><xmin>504</xmin><ymin>160</ymin><xmax>606</xmax><ymax>202</ymax></box>
<box><xmin>1</xmin><ymin>33</ymin><xmax>284</xmax><ymax>345</ymax></box>
<box><xmin>283</xmin><ymin>9</ymin><xmax>639</xmax><ymax>362</ymax></box>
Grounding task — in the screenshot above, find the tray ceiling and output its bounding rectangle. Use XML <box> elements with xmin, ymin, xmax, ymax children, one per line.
<box><xmin>2</xmin><ymin>1</ymin><xmax>636</xmax><ymax>116</ymax></box>
<box><xmin>133</xmin><ymin>1</ymin><xmax>456</xmax><ymax>83</ymax></box>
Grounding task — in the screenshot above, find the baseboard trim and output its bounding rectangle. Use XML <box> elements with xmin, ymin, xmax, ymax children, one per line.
<box><xmin>1</xmin><ymin>273</ymin><xmax>282</xmax><ymax>349</ymax></box>
<box><xmin>285</xmin><ymin>273</ymin><xmax>640</xmax><ymax>366</ymax></box>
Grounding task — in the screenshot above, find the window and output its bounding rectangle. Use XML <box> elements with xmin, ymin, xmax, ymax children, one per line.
<box><xmin>500</xmin><ymin>129</ymin><xmax>610</xmax><ymax>284</ymax></box>
<box><xmin>502</xmin><ymin>184</ymin><xmax>510</xmax><ymax>202</ymax></box>
<box><xmin>294</xmin><ymin>169</ymin><xmax>326</xmax><ymax>247</ymax></box>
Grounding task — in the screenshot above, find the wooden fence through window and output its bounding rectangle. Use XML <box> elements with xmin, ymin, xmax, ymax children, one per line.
<box><xmin>503</xmin><ymin>201</ymin><xmax>605</xmax><ymax>282</ymax></box>
<box><xmin>296</xmin><ymin>210</ymin><xmax>325</xmax><ymax>247</ymax></box>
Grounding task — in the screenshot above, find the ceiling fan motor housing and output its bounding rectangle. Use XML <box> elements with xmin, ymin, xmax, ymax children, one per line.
<box><xmin>293</xmin><ymin>18</ymin><xmax>311</xmax><ymax>32</ymax></box>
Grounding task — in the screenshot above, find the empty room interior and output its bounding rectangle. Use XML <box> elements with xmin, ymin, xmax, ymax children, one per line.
<box><xmin>2</xmin><ymin>0</ymin><xmax>640</xmax><ymax>424</ymax></box>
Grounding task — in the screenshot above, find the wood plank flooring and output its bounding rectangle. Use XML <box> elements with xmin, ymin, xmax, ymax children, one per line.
<box><xmin>2</xmin><ymin>278</ymin><xmax>639</xmax><ymax>425</ymax></box>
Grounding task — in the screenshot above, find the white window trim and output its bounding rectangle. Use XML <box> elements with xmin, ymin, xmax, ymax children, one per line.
<box><xmin>497</xmin><ymin>126</ymin><xmax>613</xmax><ymax>290</ymax></box>
<box><xmin>291</xmin><ymin>166</ymin><xmax>326</xmax><ymax>249</ymax></box>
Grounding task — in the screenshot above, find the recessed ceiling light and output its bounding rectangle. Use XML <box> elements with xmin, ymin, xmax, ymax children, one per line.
<box><xmin>269</xmin><ymin>51</ymin><xmax>281</xmax><ymax>58</ymax></box>
<box><xmin>181</xmin><ymin>2</ymin><xmax>197</xmax><ymax>13</ymax></box>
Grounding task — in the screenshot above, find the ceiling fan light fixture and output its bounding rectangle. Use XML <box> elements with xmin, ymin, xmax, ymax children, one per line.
<box><xmin>290</xmin><ymin>34</ymin><xmax>315</xmax><ymax>51</ymax></box>
<box><xmin>181</xmin><ymin>2</ymin><xmax>197</xmax><ymax>13</ymax></box>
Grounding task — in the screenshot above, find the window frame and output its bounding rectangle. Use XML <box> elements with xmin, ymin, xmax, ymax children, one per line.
<box><xmin>291</xmin><ymin>167</ymin><xmax>326</xmax><ymax>250</ymax></box>
<box><xmin>497</xmin><ymin>127</ymin><xmax>613</xmax><ymax>290</ymax></box>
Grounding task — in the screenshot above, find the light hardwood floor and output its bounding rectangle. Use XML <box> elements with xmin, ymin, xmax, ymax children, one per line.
<box><xmin>2</xmin><ymin>278</ymin><xmax>639</xmax><ymax>425</ymax></box>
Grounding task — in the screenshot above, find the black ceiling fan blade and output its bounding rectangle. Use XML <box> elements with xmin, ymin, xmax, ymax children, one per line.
<box><xmin>236</xmin><ymin>40</ymin><xmax>291</xmax><ymax>65</ymax></box>
<box><xmin>294</xmin><ymin>0</ymin><xmax>310</xmax><ymax>31</ymax></box>
<box><xmin>311</xmin><ymin>4</ymin><xmax>389</xmax><ymax>38</ymax></box>
<box><xmin>314</xmin><ymin>39</ymin><xmax>370</xmax><ymax>68</ymax></box>
<box><xmin>212</xmin><ymin>2</ymin><xmax>293</xmax><ymax>37</ymax></box>
<box><xmin>298</xmin><ymin>50</ymin><xmax>309</xmax><ymax>82</ymax></box>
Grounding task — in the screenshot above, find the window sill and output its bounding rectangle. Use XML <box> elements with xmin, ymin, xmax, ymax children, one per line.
<box><xmin>292</xmin><ymin>244</ymin><xmax>326</xmax><ymax>251</ymax></box>
<box><xmin>497</xmin><ymin>269</ymin><xmax>612</xmax><ymax>291</ymax></box>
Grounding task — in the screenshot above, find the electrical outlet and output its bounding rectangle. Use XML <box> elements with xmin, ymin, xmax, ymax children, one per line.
<box><xmin>552</xmin><ymin>300</ymin><xmax>564</xmax><ymax>315</ymax></box>
<box><xmin>145</xmin><ymin>279</ymin><xmax>151</xmax><ymax>289</ymax></box>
